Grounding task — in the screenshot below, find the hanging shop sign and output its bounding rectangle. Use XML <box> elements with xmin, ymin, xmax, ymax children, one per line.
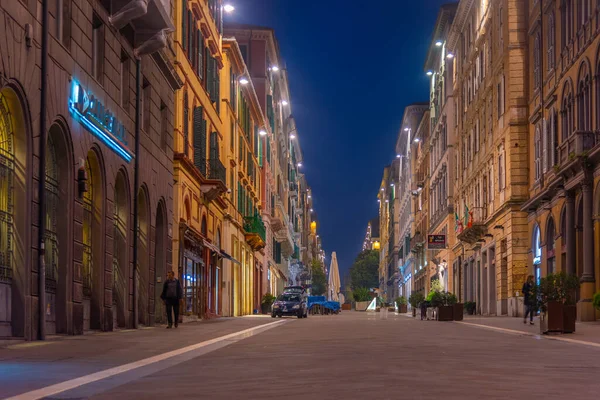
<box><xmin>69</xmin><ymin>81</ymin><xmax>133</xmax><ymax>162</ymax></box>
<box><xmin>427</xmin><ymin>234</ymin><xmax>446</xmax><ymax>250</ymax></box>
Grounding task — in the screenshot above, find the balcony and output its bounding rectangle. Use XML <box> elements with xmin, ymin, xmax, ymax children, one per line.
<box><xmin>412</xmin><ymin>172</ymin><xmax>425</xmax><ymax>191</ymax></box>
<box><xmin>243</xmin><ymin>215</ymin><xmax>266</xmax><ymax>251</ymax></box>
<box><xmin>206</xmin><ymin>158</ymin><xmax>226</xmax><ymax>184</ymax></box>
<box><xmin>557</xmin><ymin>130</ymin><xmax>600</xmax><ymax>172</ymax></box>
<box><xmin>456</xmin><ymin>207</ymin><xmax>487</xmax><ymax>244</ymax></box>
<box><xmin>270</xmin><ymin>198</ymin><xmax>286</xmax><ymax>233</ymax></box>
<box><xmin>198</xmin><ymin>158</ymin><xmax>227</xmax><ymax>202</ymax></box>
<box><xmin>410</xmin><ymin>232</ymin><xmax>424</xmax><ymax>253</ymax></box>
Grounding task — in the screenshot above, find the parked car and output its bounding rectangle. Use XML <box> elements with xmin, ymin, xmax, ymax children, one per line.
<box><xmin>282</xmin><ymin>285</ymin><xmax>306</xmax><ymax>294</ymax></box>
<box><xmin>272</xmin><ymin>292</ymin><xmax>308</xmax><ymax>318</ymax></box>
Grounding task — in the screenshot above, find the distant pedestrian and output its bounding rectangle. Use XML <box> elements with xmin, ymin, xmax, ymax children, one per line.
<box><xmin>161</xmin><ymin>270</ymin><xmax>183</xmax><ymax>329</ymax></box>
<box><xmin>522</xmin><ymin>274</ymin><xmax>535</xmax><ymax>325</ymax></box>
<box><xmin>420</xmin><ymin>300</ymin><xmax>427</xmax><ymax>320</ymax></box>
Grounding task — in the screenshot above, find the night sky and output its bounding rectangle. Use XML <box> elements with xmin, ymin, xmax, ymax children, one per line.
<box><xmin>226</xmin><ymin>0</ymin><xmax>452</xmax><ymax>276</ymax></box>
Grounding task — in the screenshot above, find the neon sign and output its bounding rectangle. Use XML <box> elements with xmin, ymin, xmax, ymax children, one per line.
<box><xmin>69</xmin><ymin>81</ymin><xmax>133</xmax><ymax>162</ymax></box>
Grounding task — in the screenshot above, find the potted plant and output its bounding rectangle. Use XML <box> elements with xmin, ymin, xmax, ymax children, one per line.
<box><xmin>353</xmin><ymin>288</ymin><xmax>372</xmax><ymax>311</ymax></box>
<box><xmin>395</xmin><ymin>296</ymin><xmax>408</xmax><ymax>313</ymax></box>
<box><xmin>429</xmin><ymin>291</ymin><xmax>452</xmax><ymax>321</ymax></box>
<box><xmin>464</xmin><ymin>301</ymin><xmax>476</xmax><ymax>315</ymax></box>
<box><xmin>409</xmin><ymin>292</ymin><xmax>424</xmax><ymax>317</ymax></box>
<box><xmin>449</xmin><ymin>293</ymin><xmax>462</xmax><ymax>321</ymax></box>
<box><xmin>593</xmin><ymin>291</ymin><xmax>600</xmax><ymax>312</ymax></box>
<box><xmin>261</xmin><ymin>293</ymin><xmax>276</xmax><ymax>314</ymax></box>
<box><xmin>536</xmin><ymin>272</ymin><xmax>580</xmax><ymax>334</ymax></box>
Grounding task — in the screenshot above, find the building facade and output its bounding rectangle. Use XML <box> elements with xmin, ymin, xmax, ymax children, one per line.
<box><xmin>522</xmin><ymin>0</ymin><xmax>600</xmax><ymax>321</ymax></box>
<box><xmin>425</xmin><ymin>3</ymin><xmax>458</xmax><ymax>297</ymax></box>
<box><xmin>448</xmin><ymin>0</ymin><xmax>529</xmax><ymax>316</ymax></box>
<box><xmin>0</xmin><ymin>0</ymin><xmax>178</xmax><ymax>339</ymax></box>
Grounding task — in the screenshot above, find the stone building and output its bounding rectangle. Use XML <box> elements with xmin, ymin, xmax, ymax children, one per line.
<box><xmin>522</xmin><ymin>0</ymin><xmax>600</xmax><ymax>321</ymax></box>
<box><xmin>424</xmin><ymin>3</ymin><xmax>458</xmax><ymax>296</ymax></box>
<box><xmin>0</xmin><ymin>0</ymin><xmax>178</xmax><ymax>339</ymax></box>
<box><xmin>448</xmin><ymin>0</ymin><xmax>529</xmax><ymax>315</ymax></box>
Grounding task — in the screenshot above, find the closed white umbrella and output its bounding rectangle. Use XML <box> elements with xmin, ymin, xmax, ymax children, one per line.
<box><xmin>328</xmin><ymin>252</ymin><xmax>341</xmax><ymax>302</ymax></box>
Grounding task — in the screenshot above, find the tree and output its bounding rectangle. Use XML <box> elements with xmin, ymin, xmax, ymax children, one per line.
<box><xmin>349</xmin><ymin>249</ymin><xmax>379</xmax><ymax>290</ymax></box>
<box><xmin>310</xmin><ymin>259</ymin><xmax>327</xmax><ymax>296</ymax></box>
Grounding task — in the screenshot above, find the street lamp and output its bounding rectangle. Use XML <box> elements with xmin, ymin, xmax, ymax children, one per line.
<box><xmin>446</xmin><ymin>53</ymin><xmax>454</xmax><ymax>59</ymax></box>
<box><xmin>297</xmin><ymin>162</ymin><xmax>302</xmax><ymax>167</ymax></box>
<box><xmin>281</xmin><ymin>100</ymin><xmax>289</xmax><ymax>106</ymax></box>
<box><xmin>271</xmin><ymin>65</ymin><xmax>280</xmax><ymax>72</ymax></box>
<box><xmin>239</xmin><ymin>77</ymin><xmax>249</xmax><ymax>85</ymax></box>
<box><xmin>259</xmin><ymin>129</ymin><xmax>267</xmax><ymax>136</ymax></box>
<box><xmin>435</xmin><ymin>40</ymin><xmax>443</xmax><ymax>47</ymax></box>
<box><xmin>289</xmin><ymin>133</ymin><xmax>296</xmax><ymax>139</ymax></box>
<box><xmin>224</xmin><ymin>4</ymin><xmax>235</xmax><ymax>13</ymax></box>
<box><xmin>426</xmin><ymin>71</ymin><xmax>433</xmax><ymax>76</ymax></box>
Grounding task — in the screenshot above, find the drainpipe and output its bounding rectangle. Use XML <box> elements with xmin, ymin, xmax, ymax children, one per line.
<box><xmin>37</xmin><ymin>0</ymin><xmax>49</xmax><ymax>340</ymax></box>
<box><xmin>132</xmin><ymin>59</ymin><xmax>141</xmax><ymax>329</ymax></box>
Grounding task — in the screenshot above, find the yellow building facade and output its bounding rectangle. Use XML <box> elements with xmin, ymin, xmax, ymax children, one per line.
<box><xmin>523</xmin><ymin>0</ymin><xmax>600</xmax><ymax>321</ymax></box>
<box><xmin>172</xmin><ymin>0</ymin><xmax>228</xmax><ymax>319</ymax></box>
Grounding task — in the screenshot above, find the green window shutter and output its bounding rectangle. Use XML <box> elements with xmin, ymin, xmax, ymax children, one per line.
<box><xmin>215</xmin><ymin>61</ymin><xmax>220</xmax><ymax>113</ymax></box>
<box><xmin>182</xmin><ymin>0</ymin><xmax>187</xmax><ymax>51</ymax></box>
<box><xmin>209</xmin><ymin>131</ymin><xmax>218</xmax><ymax>160</ymax></box>
<box><xmin>183</xmin><ymin>92</ymin><xmax>189</xmax><ymax>156</ymax></box>
<box><xmin>193</xmin><ymin>106</ymin><xmax>206</xmax><ymax>174</ymax></box>
<box><xmin>254</xmin><ymin>125</ymin><xmax>258</xmax><ymax>153</ymax></box>
<box><xmin>258</xmin><ymin>137</ymin><xmax>263</xmax><ymax>167</ymax></box>
<box><xmin>266</xmin><ymin>137</ymin><xmax>271</xmax><ymax>164</ymax></box>
<box><xmin>238</xmin><ymin>182</ymin><xmax>242</xmax><ymax>211</ymax></box>
<box><xmin>197</xmin><ymin>30</ymin><xmax>203</xmax><ymax>80</ymax></box>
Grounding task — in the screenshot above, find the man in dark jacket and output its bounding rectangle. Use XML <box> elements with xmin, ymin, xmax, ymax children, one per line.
<box><xmin>161</xmin><ymin>270</ymin><xmax>183</xmax><ymax>328</ymax></box>
<box><xmin>522</xmin><ymin>274</ymin><xmax>535</xmax><ymax>325</ymax></box>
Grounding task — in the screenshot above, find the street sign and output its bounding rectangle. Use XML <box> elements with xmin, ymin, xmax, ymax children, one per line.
<box><xmin>427</xmin><ymin>234</ymin><xmax>446</xmax><ymax>249</ymax></box>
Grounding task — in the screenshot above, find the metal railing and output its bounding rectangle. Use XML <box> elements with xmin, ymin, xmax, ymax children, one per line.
<box><xmin>557</xmin><ymin>130</ymin><xmax>600</xmax><ymax>166</ymax></box>
<box><xmin>244</xmin><ymin>215</ymin><xmax>266</xmax><ymax>242</ymax></box>
<box><xmin>200</xmin><ymin>158</ymin><xmax>226</xmax><ymax>184</ymax></box>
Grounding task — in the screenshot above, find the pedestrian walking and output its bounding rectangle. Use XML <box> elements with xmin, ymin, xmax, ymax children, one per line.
<box><xmin>161</xmin><ymin>270</ymin><xmax>183</xmax><ymax>329</ymax></box>
<box><xmin>420</xmin><ymin>300</ymin><xmax>428</xmax><ymax>320</ymax></box>
<box><xmin>522</xmin><ymin>274</ymin><xmax>535</xmax><ymax>325</ymax></box>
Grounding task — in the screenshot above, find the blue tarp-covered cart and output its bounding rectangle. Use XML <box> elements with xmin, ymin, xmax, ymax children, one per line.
<box><xmin>307</xmin><ymin>296</ymin><xmax>341</xmax><ymax>315</ymax></box>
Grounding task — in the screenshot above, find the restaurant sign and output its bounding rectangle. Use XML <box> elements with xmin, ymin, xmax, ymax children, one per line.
<box><xmin>427</xmin><ymin>234</ymin><xmax>446</xmax><ymax>250</ymax></box>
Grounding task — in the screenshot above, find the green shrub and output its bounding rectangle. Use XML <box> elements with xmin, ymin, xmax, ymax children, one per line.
<box><xmin>408</xmin><ymin>292</ymin><xmax>424</xmax><ymax>308</ymax></box>
<box><xmin>353</xmin><ymin>287</ymin><xmax>372</xmax><ymax>302</ymax></box>
<box><xmin>395</xmin><ymin>296</ymin><xmax>407</xmax><ymax>307</ymax></box>
<box><xmin>535</xmin><ymin>272</ymin><xmax>580</xmax><ymax>312</ymax></box>
<box><xmin>593</xmin><ymin>291</ymin><xmax>600</xmax><ymax>311</ymax></box>
<box><xmin>464</xmin><ymin>301</ymin><xmax>477</xmax><ymax>314</ymax></box>
<box><xmin>444</xmin><ymin>292</ymin><xmax>458</xmax><ymax>306</ymax></box>
<box><xmin>261</xmin><ymin>293</ymin><xmax>276</xmax><ymax>306</ymax></box>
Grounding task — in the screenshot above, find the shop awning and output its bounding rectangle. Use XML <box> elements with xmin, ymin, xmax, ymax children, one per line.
<box><xmin>219</xmin><ymin>249</ymin><xmax>241</xmax><ymax>265</ymax></box>
<box><xmin>202</xmin><ymin>239</ymin><xmax>221</xmax><ymax>254</ymax></box>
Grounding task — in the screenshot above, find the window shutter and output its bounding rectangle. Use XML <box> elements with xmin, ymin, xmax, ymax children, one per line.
<box><xmin>215</xmin><ymin>62</ymin><xmax>220</xmax><ymax>112</ymax></box>
<box><xmin>183</xmin><ymin>92</ymin><xmax>189</xmax><ymax>156</ymax></box>
<box><xmin>254</xmin><ymin>125</ymin><xmax>258</xmax><ymax>153</ymax></box>
<box><xmin>542</xmin><ymin>119</ymin><xmax>548</xmax><ymax>173</ymax></box>
<box><xmin>193</xmin><ymin>107</ymin><xmax>207</xmax><ymax>175</ymax></box>
<box><xmin>266</xmin><ymin>137</ymin><xmax>271</xmax><ymax>164</ymax></box>
<box><xmin>197</xmin><ymin>30</ymin><xmax>203</xmax><ymax>79</ymax></box>
<box><xmin>187</xmin><ymin>11</ymin><xmax>192</xmax><ymax>58</ymax></box>
<box><xmin>210</xmin><ymin>131</ymin><xmax>218</xmax><ymax>160</ymax></box>
<box><xmin>182</xmin><ymin>0</ymin><xmax>187</xmax><ymax>51</ymax></box>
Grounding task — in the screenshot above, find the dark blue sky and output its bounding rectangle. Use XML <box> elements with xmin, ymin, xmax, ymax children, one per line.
<box><xmin>227</xmin><ymin>0</ymin><xmax>450</xmax><ymax>276</ymax></box>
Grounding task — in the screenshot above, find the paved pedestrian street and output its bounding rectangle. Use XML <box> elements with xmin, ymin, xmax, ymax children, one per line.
<box><xmin>2</xmin><ymin>312</ymin><xmax>600</xmax><ymax>400</ymax></box>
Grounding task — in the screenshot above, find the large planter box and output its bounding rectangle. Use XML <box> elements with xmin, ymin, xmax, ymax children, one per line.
<box><xmin>453</xmin><ymin>303</ymin><xmax>464</xmax><ymax>321</ymax></box>
<box><xmin>261</xmin><ymin>303</ymin><xmax>272</xmax><ymax>314</ymax></box>
<box><xmin>437</xmin><ymin>306</ymin><xmax>453</xmax><ymax>321</ymax></box>
<box><xmin>398</xmin><ymin>304</ymin><xmax>408</xmax><ymax>314</ymax></box>
<box><xmin>355</xmin><ymin>301</ymin><xmax>370</xmax><ymax>311</ymax></box>
<box><xmin>546</xmin><ymin>301</ymin><xmax>564</xmax><ymax>333</ymax></box>
<box><xmin>341</xmin><ymin>303</ymin><xmax>351</xmax><ymax>311</ymax></box>
<box><xmin>563</xmin><ymin>304</ymin><xmax>577</xmax><ymax>333</ymax></box>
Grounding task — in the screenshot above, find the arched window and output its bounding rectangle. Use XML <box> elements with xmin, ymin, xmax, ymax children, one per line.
<box><xmin>548</xmin><ymin>12</ymin><xmax>555</xmax><ymax>71</ymax></box>
<box><xmin>534</xmin><ymin>125</ymin><xmax>541</xmax><ymax>181</ymax></box>
<box><xmin>0</xmin><ymin>93</ymin><xmax>14</xmax><ymax>283</ymax></box>
<box><xmin>548</xmin><ymin>109</ymin><xmax>558</xmax><ymax>169</ymax></box>
<box><xmin>561</xmin><ymin>81</ymin><xmax>574</xmax><ymax>140</ymax></box>
<box><xmin>534</xmin><ymin>32</ymin><xmax>541</xmax><ymax>88</ymax></box>
<box><xmin>561</xmin><ymin>0</ymin><xmax>575</xmax><ymax>49</ymax></box>
<box><xmin>546</xmin><ymin>218</ymin><xmax>556</xmax><ymax>275</ymax></box>
<box><xmin>82</xmin><ymin>157</ymin><xmax>94</xmax><ymax>297</ymax></box>
<box><xmin>45</xmin><ymin>134</ymin><xmax>59</xmax><ymax>291</ymax></box>
<box><xmin>578</xmin><ymin>62</ymin><xmax>592</xmax><ymax>131</ymax></box>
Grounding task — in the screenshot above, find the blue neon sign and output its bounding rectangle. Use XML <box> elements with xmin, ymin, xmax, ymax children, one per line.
<box><xmin>69</xmin><ymin>81</ymin><xmax>133</xmax><ymax>163</ymax></box>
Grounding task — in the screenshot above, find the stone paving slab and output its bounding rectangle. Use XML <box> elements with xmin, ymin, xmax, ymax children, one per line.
<box><xmin>0</xmin><ymin>317</ymin><xmax>274</xmax><ymax>399</ymax></box>
<box><xmin>460</xmin><ymin>315</ymin><xmax>600</xmax><ymax>344</ymax></box>
<box><xmin>91</xmin><ymin>312</ymin><xmax>600</xmax><ymax>400</ymax></box>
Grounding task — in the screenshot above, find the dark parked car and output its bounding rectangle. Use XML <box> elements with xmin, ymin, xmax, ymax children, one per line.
<box><xmin>272</xmin><ymin>292</ymin><xmax>308</xmax><ymax>319</ymax></box>
<box><xmin>282</xmin><ymin>285</ymin><xmax>306</xmax><ymax>295</ymax></box>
